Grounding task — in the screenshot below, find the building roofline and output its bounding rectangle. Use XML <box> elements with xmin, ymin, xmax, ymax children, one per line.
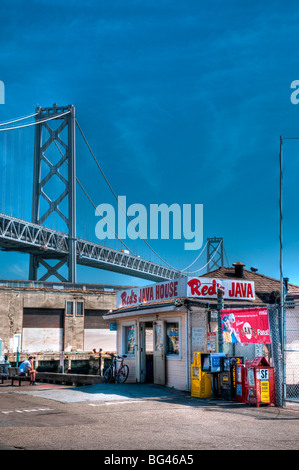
<box><xmin>202</xmin><ymin>266</ymin><xmax>299</xmax><ymax>290</ymax></box>
<box><xmin>0</xmin><ymin>278</ymin><xmax>136</xmax><ymax>294</ymax></box>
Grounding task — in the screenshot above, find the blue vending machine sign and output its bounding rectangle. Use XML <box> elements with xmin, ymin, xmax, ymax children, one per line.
<box><xmin>210</xmin><ymin>353</ymin><xmax>226</xmax><ymax>372</ymax></box>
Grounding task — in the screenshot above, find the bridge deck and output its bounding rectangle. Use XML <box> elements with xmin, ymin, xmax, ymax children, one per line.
<box><xmin>0</xmin><ymin>213</ymin><xmax>182</xmax><ymax>282</ymax></box>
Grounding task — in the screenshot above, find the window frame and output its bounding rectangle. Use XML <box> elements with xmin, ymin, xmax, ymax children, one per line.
<box><xmin>121</xmin><ymin>321</ymin><xmax>136</xmax><ymax>357</ymax></box>
<box><xmin>65</xmin><ymin>301</ymin><xmax>74</xmax><ymax>317</ymax></box>
<box><xmin>164</xmin><ymin>317</ymin><xmax>181</xmax><ymax>359</ymax></box>
<box><xmin>75</xmin><ymin>301</ymin><xmax>84</xmax><ymax>317</ymax></box>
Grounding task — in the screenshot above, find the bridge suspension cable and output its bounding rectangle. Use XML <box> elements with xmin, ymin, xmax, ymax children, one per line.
<box><xmin>0</xmin><ymin>112</ymin><xmax>38</xmax><ymax>127</ymax></box>
<box><xmin>180</xmin><ymin>239</ymin><xmax>208</xmax><ymax>272</ymax></box>
<box><xmin>0</xmin><ymin>111</ymin><xmax>71</xmax><ymax>131</ymax></box>
<box><xmin>0</xmin><ymin>109</ymin><xmax>226</xmax><ymax>279</ymax></box>
<box><xmin>184</xmin><ymin>239</ymin><xmax>222</xmax><ymax>275</ymax></box>
<box><xmin>75</xmin><ymin>118</ymin><xmax>182</xmax><ymax>274</ymax></box>
<box><xmin>52</xmin><ymin>140</ymin><xmax>135</xmax><ymax>255</ymax></box>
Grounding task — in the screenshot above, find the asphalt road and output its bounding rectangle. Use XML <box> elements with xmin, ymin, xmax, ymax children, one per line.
<box><xmin>0</xmin><ymin>381</ymin><xmax>298</xmax><ymax>453</ymax></box>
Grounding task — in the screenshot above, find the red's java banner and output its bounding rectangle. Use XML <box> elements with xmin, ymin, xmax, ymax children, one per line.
<box><xmin>221</xmin><ymin>308</ymin><xmax>271</xmax><ymax>344</ymax></box>
<box><xmin>187</xmin><ymin>277</ymin><xmax>255</xmax><ymax>300</ymax></box>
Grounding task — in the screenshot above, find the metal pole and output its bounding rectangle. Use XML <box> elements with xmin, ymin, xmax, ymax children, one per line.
<box><xmin>279</xmin><ymin>136</ymin><xmax>285</xmax><ymax>406</ymax></box>
<box><xmin>16</xmin><ymin>347</ymin><xmax>19</xmax><ymax>367</ymax></box>
<box><xmin>279</xmin><ymin>136</ymin><xmax>283</xmax><ymax>338</ymax></box>
<box><xmin>217</xmin><ymin>287</ymin><xmax>224</xmax><ymax>353</ymax></box>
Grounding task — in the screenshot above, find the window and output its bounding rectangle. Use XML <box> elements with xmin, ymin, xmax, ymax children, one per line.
<box><xmin>154</xmin><ymin>323</ymin><xmax>163</xmax><ymax>352</ymax></box>
<box><xmin>76</xmin><ymin>302</ymin><xmax>84</xmax><ymax>316</ymax></box>
<box><xmin>66</xmin><ymin>301</ymin><xmax>73</xmax><ymax>316</ymax></box>
<box><xmin>166</xmin><ymin>322</ymin><xmax>179</xmax><ymax>355</ymax></box>
<box><xmin>124</xmin><ymin>325</ymin><xmax>135</xmax><ymax>355</ymax></box>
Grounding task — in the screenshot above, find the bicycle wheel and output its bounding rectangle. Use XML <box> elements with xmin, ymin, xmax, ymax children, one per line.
<box><xmin>104</xmin><ymin>366</ymin><xmax>114</xmax><ymax>383</ymax></box>
<box><xmin>116</xmin><ymin>364</ymin><xmax>129</xmax><ymax>384</ymax></box>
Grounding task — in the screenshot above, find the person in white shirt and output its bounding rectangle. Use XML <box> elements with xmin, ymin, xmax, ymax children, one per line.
<box><xmin>18</xmin><ymin>356</ymin><xmax>37</xmax><ymax>385</ymax></box>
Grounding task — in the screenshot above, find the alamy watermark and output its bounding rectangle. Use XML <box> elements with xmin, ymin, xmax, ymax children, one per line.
<box><xmin>0</xmin><ymin>81</ymin><xmax>4</xmax><ymax>104</ymax></box>
<box><xmin>290</xmin><ymin>80</ymin><xmax>299</xmax><ymax>104</ymax></box>
<box><xmin>95</xmin><ymin>196</ymin><xmax>203</xmax><ymax>251</ymax></box>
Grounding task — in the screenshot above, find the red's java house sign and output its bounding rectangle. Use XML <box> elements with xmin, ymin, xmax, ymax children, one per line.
<box><xmin>117</xmin><ymin>278</ymin><xmax>186</xmax><ymax>308</ymax></box>
<box><xmin>117</xmin><ymin>277</ymin><xmax>255</xmax><ymax>308</ymax></box>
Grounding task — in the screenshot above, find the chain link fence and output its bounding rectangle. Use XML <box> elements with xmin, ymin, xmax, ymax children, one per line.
<box><xmin>269</xmin><ymin>304</ymin><xmax>299</xmax><ymax>406</ymax></box>
<box><xmin>284</xmin><ymin>302</ymin><xmax>299</xmax><ymax>403</ymax></box>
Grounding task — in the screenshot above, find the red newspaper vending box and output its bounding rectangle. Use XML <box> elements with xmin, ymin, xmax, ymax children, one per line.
<box><xmin>246</xmin><ymin>357</ymin><xmax>275</xmax><ymax>407</ymax></box>
<box><xmin>236</xmin><ymin>360</ymin><xmax>252</xmax><ymax>403</ymax></box>
<box><xmin>235</xmin><ymin>364</ymin><xmax>246</xmax><ymax>402</ymax></box>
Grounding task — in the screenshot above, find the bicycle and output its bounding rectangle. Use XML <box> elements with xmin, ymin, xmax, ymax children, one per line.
<box><xmin>104</xmin><ymin>353</ymin><xmax>129</xmax><ymax>384</ymax></box>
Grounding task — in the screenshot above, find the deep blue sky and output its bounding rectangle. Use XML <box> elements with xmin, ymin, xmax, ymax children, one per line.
<box><xmin>0</xmin><ymin>1</ymin><xmax>299</xmax><ymax>287</ymax></box>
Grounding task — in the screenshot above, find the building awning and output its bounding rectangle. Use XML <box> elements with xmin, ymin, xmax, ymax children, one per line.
<box><xmin>103</xmin><ymin>300</ymin><xmax>187</xmax><ymax>320</ymax></box>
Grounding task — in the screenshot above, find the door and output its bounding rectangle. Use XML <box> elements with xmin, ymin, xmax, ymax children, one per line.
<box><xmin>153</xmin><ymin>321</ymin><xmax>165</xmax><ymax>385</ymax></box>
<box><xmin>139</xmin><ymin>322</ymin><xmax>146</xmax><ymax>383</ymax></box>
<box><xmin>23</xmin><ymin>308</ymin><xmax>63</xmax><ymax>352</ymax></box>
<box><xmin>134</xmin><ymin>320</ymin><xmax>140</xmax><ymax>383</ymax></box>
<box><xmin>13</xmin><ymin>334</ymin><xmax>21</xmax><ymax>353</ymax></box>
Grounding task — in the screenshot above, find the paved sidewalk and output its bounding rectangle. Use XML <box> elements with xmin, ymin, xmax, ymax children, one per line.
<box><xmin>1</xmin><ymin>381</ymin><xmax>298</xmax><ymax>450</ymax></box>
<box><xmin>14</xmin><ymin>382</ymin><xmax>191</xmax><ymax>404</ymax></box>
<box><xmin>5</xmin><ymin>380</ymin><xmax>299</xmax><ymax>410</ymax></box>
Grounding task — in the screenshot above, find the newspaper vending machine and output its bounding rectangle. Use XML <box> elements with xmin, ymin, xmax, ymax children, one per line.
<box><xmin>246</xmin><ymin>357</ymin><xmax>276</xmax><ymax>407</ymax></box>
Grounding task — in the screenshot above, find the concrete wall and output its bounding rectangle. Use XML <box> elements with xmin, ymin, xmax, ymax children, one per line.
<box><xmin>0</xmin><ymin>290</ymin><xmax>23</xmax><ymax>353</ymax></box>
<box><xmin>0</xmin><ymin>286</ymin><xmax>116</xmax><ymax>354</ymax></box>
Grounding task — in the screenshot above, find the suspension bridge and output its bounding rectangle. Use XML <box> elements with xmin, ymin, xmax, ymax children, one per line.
<box><xmin>0</xmin><ymin>104</ymin><xmax>227</xmax><ymax>283</ymax></box>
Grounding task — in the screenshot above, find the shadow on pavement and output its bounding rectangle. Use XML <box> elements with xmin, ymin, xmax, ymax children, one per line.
<box><xmin>12</xmin><ymin>381</ymin><xmax>249</xmax><ymax>409</ymax></box>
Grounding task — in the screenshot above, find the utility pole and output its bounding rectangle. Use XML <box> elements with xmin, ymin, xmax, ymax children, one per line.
<box><xmin>279</xmin><ymin>136</ymin><xmax>285</xmax><ymax>406</ymax></box>
<box><xmin>279</xmin><ymin>136</ymin><xmax>283</xmax><ymax>346</ymax></box>
<box><xmin>217</xmin><ymin>287</ymin><xmax>224</xmax><ymax>353</ymax></box>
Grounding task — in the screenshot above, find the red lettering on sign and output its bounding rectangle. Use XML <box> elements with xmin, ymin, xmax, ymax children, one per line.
<box><xmin>139</xmin><ymin>287</ymin><xmax>154</xmax><ymax>303</ymax></box>
<box><xmin>229</xmin><ymin>282</ymin><xmax>254</xmax><ymax>298</ymax></box>
<box><xmin>187</xmin><ymin>279</ymin><xmax>220</xmax><ymax>297</ymax></box>
<box><xmin>155</xmin><ymin>281</ymin><xmax>178</xmax><ymax>300</ymax></box>
<box><xmin>121</xmin><ymin>290</ymin><xmax>137</xmax><ymax>306</ymax></box>
<box><xmin>247</xmin><ymin>283</ymin><xmax>254</xmax><ymax>298</ymax></box>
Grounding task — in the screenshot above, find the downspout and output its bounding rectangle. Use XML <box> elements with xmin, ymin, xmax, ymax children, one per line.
<box><xmin>185</xmin><ymin>302</ymin><xmax>191</xmax><ymax>392</ymax></box>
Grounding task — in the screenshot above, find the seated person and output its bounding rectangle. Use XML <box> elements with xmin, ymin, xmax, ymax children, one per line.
<box><xmin>18</xmin><ymin>356</ymin><xmax>37</xmax><ymax>385</ymax></box>
<box><xmin>2</xmin><ymin>355</ymin><xmax>11</xmax><ymax>374</ymax></box>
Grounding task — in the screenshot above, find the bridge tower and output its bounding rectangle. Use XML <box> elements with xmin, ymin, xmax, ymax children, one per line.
<box><xmin>29</xmin><ymin>104</ymin><xmax>76</xmax><ymax>282</ymax></box>
<box><xmin>206</xmin><ymin>237</ymin><xmax>224</xmax><ymax>272</ymax></box>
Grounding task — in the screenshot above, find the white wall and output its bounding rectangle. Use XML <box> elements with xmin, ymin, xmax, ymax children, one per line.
<box><xmin>22</xmin><ymin>328</ymin><xmax>63</xmax><ymax>352</ymax></box>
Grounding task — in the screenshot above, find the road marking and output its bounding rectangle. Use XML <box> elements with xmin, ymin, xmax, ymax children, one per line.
<box><xmin>1</xmin><ymin>407</ymin><xmax>53</xmax><ymax>414</ymax></box>
<box><xmin>89</xmin><ymin>401</ymin><xmax>143</xmax><ymax>407</ymax></box>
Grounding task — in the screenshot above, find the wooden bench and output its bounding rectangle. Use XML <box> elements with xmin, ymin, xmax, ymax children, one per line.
<box><xmin>8</xmin><ymin>367</ymin><xmax>30</xmax><ymax>386</ymax></box>
<box><xmin>0</xmin><ymin>366</ymin><xmax>9</xmax><ymax>384</ymax></box>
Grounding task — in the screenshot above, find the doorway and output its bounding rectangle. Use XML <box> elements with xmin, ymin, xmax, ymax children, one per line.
<box><xmin>139</xmin><ymin>321</ymin><xmax>166</xmax><ymax>385</ymax></box>
<box><xmin>139</xmin><ymin>322</ymin><xmax>154</xmax><ymax>383</ymax></box>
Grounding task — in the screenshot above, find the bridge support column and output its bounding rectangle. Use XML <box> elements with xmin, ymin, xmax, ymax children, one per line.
<box><xmin>29</xmin><ymin>104</ymin><xmax>77</xmax><ymax>283</ymax></box>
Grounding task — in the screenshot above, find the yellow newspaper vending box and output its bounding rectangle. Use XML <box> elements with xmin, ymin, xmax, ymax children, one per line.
<box><xmin>191</xmin><ymin>352</ymin><xmax>212</xmax><ymax>398</ymax></box>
